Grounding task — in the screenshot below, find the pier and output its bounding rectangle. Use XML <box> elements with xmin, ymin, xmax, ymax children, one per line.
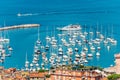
<box><xmin>0</xmin><ymin>24</ymin><xmax>40</xmax><ymax>31</ymax></box>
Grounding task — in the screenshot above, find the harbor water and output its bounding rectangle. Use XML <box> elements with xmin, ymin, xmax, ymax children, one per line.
<box><xmin>0</xmin><ymin>0</ymin><xmax>120</xmax><ymax>69</ymax></box>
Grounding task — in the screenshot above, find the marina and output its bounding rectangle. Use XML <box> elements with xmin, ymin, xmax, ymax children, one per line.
<box><xmin>21</xmin><ymin>24</ymin><xmax>118</xmax><ymax>72</ymax></box>
<box><xmin>0</xmin><ymin>23</ymin><xmax>119</xmax><ymax>80</ymax></box>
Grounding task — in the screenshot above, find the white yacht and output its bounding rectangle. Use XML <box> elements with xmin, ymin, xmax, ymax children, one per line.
<box><xmin>57</xmin><ymin>24</ymin><xmax>81</xmax><ymax>31</ymax></box>
<box><xmin>84</xmin><ymin>59</ymin><xmax>88</xmax><ymax>63</ymax></box>
<box><xmin>88</xmin><ymin>53</ymin><xmax>93</xmax><ymax>57</ymax></box>
<box><xmin>75</xmin><ymin>53</ymin><xmax>80</xmax><ymax>58</ymax></box>
<box><xmin>83</xmin><ymin>46</ymin><xmax>88</xmax><ymax>51</ymax></box>
<box><xmin>8</xmin><ymin>46</ymin><xmax>13</xmax><ymax>51</ymax></box>
<box><xmin>58</xmin><ymin>47</ymin><xmax>63</xmax><ymax>52</ymax></box>
<box><xmin>96</xmin><ymin>52</ymin><xmax>100</xmax><ymax>56</ymax></box>
<box><xmin>90</xmin><ymin>46</ymin><xmax>95</xmax><ymax>51</ymax></box>
<box><xmin>81</xmin><ymin>51</ymin><xmax>86</xmax><ymax>57</ymax></box>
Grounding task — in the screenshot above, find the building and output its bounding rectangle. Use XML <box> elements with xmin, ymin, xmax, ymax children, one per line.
<box><xmin>29</xmin><ymin>72</ymin><xmax>46</xmax><ymax>80</ymax></box>
<box><xmin>46</xmin><ymin>69</ymin><xmax>107</xmax><ymax>80</ymax></box>
<box><xmin>104</xmin><ymin>53</ymin><xmax>120</xmax><ymax>74</ymax></box>
<box><xmin>0</xmin><ymin>66</ymin><xmax>108</xmax><ymax>80</ymax></box>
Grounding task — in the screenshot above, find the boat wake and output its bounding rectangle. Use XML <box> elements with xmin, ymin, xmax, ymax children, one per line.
<box><xmin>17</xmin><ymin>13</ymin><xmax>39</xmax><ymax>17</ymax></box>
<box><xmin>17</xmin><ymin>9</ymin><xmax>109</xmax><ymax>17</ymax></box>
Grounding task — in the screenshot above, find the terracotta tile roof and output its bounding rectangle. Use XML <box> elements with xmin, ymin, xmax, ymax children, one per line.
<box><xmin>29</xmin><ymin>72</ymin><xmax>45</xmax><ymax>78</ymax></box>
<box><xmin>8</xmin><ymin>68</ymin><xmax>16</xmax><ymax>72</ymax></box>
<box><xmin>4</xmin><ymin>70</ymin><xmax>11</xmax><ymax>74</ymax></box>
<box><xmin>49</xmin><ymin>70</ymin><xmax>105</xmax><ymax>80</ymax></box>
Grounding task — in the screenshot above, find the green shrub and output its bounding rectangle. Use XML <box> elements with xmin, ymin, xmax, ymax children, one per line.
<box><xmin>96</xmin><ymin>66</ymin><xmax>103</xmax><ymax>71</ymax></box>
<box><xmin>38</xmin><ymin>69</ymin><xmax>46</xmax><ymax>73</ymax></box>
<box><xmin>52</xmin><ymin>70</ymin><xmax>55</xmax><ymax>73</ymax></box>
<box><xmin>107</xmin><ymin>74</ymin><xmax>120</xmax><ymax>80</ymax></box>
<box><xmin>45</xmin><ymin>74</ymin><xmax>51</xmax><ymax>78</ymax></box>
<box><xmin>50</xmin><ymin>67</ymin><xmax>55</xmax><ymax>69</ymax></box>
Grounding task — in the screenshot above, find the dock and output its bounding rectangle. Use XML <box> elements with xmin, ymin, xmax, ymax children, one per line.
<box><xmin>0</xmin><ymin>24</ymin><xmax>40</xmax><ymax>31</ymax></box>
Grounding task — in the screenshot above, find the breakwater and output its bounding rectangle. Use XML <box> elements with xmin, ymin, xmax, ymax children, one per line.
<box><xmin>0</xmin><ymin>24</ymin><xmax>40</xmax><ymax>31</ymax></box>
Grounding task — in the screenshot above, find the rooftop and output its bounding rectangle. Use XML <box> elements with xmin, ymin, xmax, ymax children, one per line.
<box><xmin>29</xmin><ymin>72</ymin><xmax>45</xmax><ymax>78</ymax></box>
<box><xmin>115</xmin><ymin>53</ymin><xmax>120</xmax><ymax>59</ymax></box>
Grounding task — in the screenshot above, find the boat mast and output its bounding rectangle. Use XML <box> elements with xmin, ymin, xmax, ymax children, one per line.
<box><xmin>3</xmin><ymin>20</ymin><xmax>6</xmax><ymax>39</ymax></box>
<box><xmin>111</xmin><ymin>24</ymin><xmax>113</xmax><ymax>39</ymax></box>
<box><xmin>26</xmin><ymin>52</ymin><xmax>28</xmax><ymax>62</ymax></box>
<box><xmin>37</xmin><ymin>27</ymin><xmax>40</xmax><ymax>40</ymax></box>
<box><xmin>96</xmin><ymin>22</ymin><xmax>99</xmax><ymax>37</ymax></box>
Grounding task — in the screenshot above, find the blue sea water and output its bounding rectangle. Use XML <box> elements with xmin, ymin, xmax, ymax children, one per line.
<box><xmin>0</xmin><ymin>0</ymin><xmax>120</xmax><ymax>69</ymax></box>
